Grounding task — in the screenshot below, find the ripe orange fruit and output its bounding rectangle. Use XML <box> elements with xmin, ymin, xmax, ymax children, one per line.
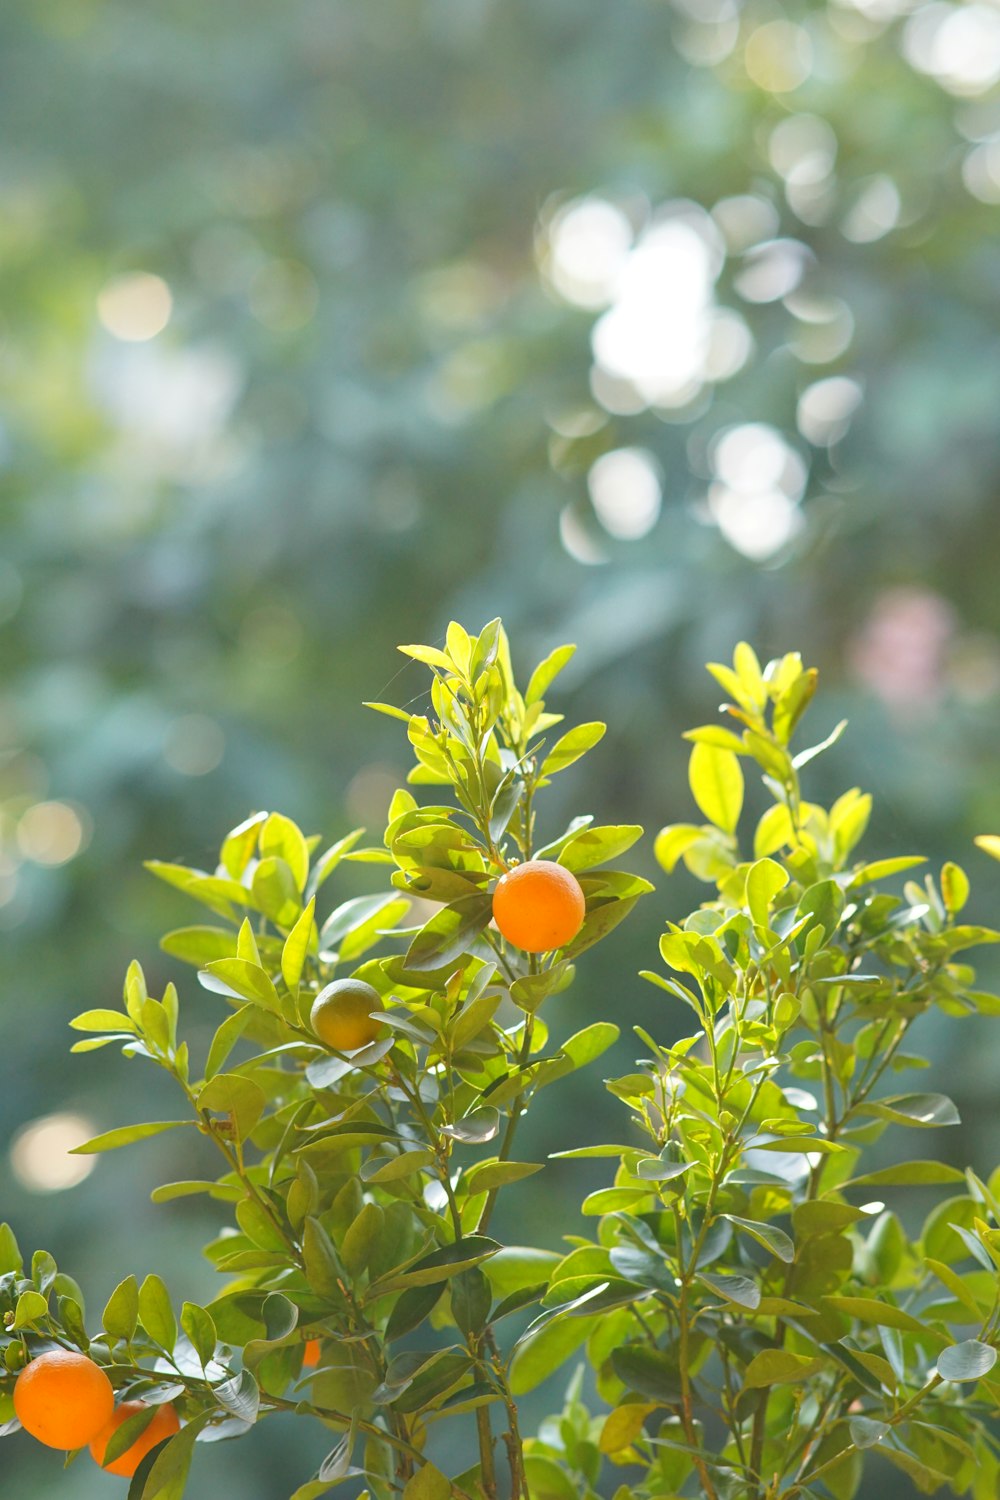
<box><xmin>492</xmin><ymin>859</ymin><xmax>586</xmax><ymax>953</ymax></box>
<box><xmin>310</xmin><ymin>978</ymin><xmax>383</xmax><ymax>1052</ymax></box>
<box><xmin>89</xmin><ymin>1401</ymin><xmax>180</xmax><ymax>1477</ymax></box>
<box><xmin>302</xmin><ymin>1338</ymin><xmax>321</xmax><ymax>1368</ymax></box>
<box><xmin>14</xmin><ymin>1349</ymin><xmax>115</xmax><ymax>1450</ymax></box>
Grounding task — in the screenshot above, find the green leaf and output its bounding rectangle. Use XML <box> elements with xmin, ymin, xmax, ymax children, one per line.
<box><xmin>510</xmin><ymin>964</ymin><xmax>571</xmax><ymax>1014</ymax></box>
<box><xmin>180</xmin><ymin>1302</ymin><xmax>217</xmax><ymax>1367</ymax></box>
<box><xmin>126</xmin><ymin>1412</ymin><xmax>213</xmax><ymax>1500</ymax></box>
<box><xmin>370</xmin><ymin>1236</ymin><xmax>501</xmax><ymax>1297</ymax></box>
<box><xmin>484</xmin><ymin>1246</ymin><xmax>560</xmax><ymax>1298</ymax></box>
<box><xmin>722</xmin><ymin>1216</ymin><xmax>794</xmax><ymax>1264</ymax></box>
<box><xmin>104</xmin><ymin>1406</ymin><xmax>159</xmax><ymax>1466</ymax></box>
<box><xmin>220</xmin><ymin>812</ymin><xmax>268</xmax><ymax>880</ymax></box>
<box><xmin>151</xmin><ymin>1180</ymin><xmax>237</xmax><ymax>1204</ymax></box>
<box><xmin>699</xmin><ymin>1271</ymin><xmax>760</xmax><ymax>1309</ymax></box>
<box><xmin>160</xmin><ymin>927</ymin><xmax>238</xmax><ymax>966</ymax></box>
<box><xmin>823</xmin><ymin>1296</ymin><xmax>931</xmax><ymax>1335</ymax></box>
<box><xmin>12</xmin><ymin>1290</ymin><xmax>48</xmax><ymax>1329</ymax></box>
<box><xmin>941</xmin><ymin>862</ymin><xmax>970</xmax><ymax>914</ymax></box>
<box><xmin>510</xmin><ymin>1313</ymin><xmax>598</xmax><ymax>1394</ymax></box>
<box><xmin>252</xmin><ymin>856</ymin><xmax>301</xmax><ymax>926</ymax></box>
<box><xmin>69</xmin><ymin>1008</ymin><xmax>139</xmax><ymax>1034</ymax></box>
<box><xmin>464</xmin><ymin>1161</ymin><xmax>543</xmax><ymax>1193</ymax></box>
<box><xmin>451</xmin><ymin>1266</ymin><xmax>492</xmax><ymax>1338</ymax></box>
<box><xmin>791</xmin><ymin>717</ymin><xmax>848</xmax><ymax>769</ymax></box>
<box><xmin>197</xmin><ymin>1074</ymin><xmax>266</xmax><ymax>1141</ymax></box>
<box><xmin>845</xmin><ymin>1162</ymin><xmax>966</xmax><ymax>1189</ymax></box>
<box><xmin>398</xmin><ymin>641</ymin><xmax>455</xmax><ymax>670</ymax></box>
<box><xmin>925</xmin><ymin>1258</ymin><xmax>985</xmax><ymax>1319</ymax></box>
<box><xmin>340</xmin><ymin>1202</ymin><xmax>384</xmax><ymax>1276</ymax></box>
<box><xmin>339</xmin><ymin>895</ymin><xmax>409</xmax><ymax>962</ymax></box>
<box><xmin>610</xmin><ymin>1345</ymin><xmax>681</xmax><ymax>1403</ymax></box>
<box><xmin>540</xmin><ymin>722</ymin><xmax>606</xmax><ymax>776</ymax></box>
<box><xmin>302</xmin><ymin>1217</ymin><xmax>343</xmax><ymax>1301</ymax></box>
<box><xmin>654</xmin><ymin>824</ymin><xmax>705</xmax><ymax>873</ymax></box>
<box><xmin>139</xmin><ymin>1274</ymin><xmax>176</xmax><ymax>1351</ymax></box>
<box><xmin>743</xmin><ymin>1350</ymin><xmax>826</xmax><ymax>1388</ymax></box>
<box><xmin>282</xmin><ymin>897</ymin><xmax>316</xmax><ymax>990</ymax></box>
<box><xmin>307</xmin><ymin>827</ymin><xmax>366</xmax><ymax>895</ymax></box>
<box><xmin>936</xmin><ymin>1340</ymin><xmax>997</xmax><ymax>1382</ymax></box>
<box><xmin>561</xmin><ymin>1021</ymin><xmax>619</xmax><ymax>1068</ymax></box>
<box><xmin>103</xmin><ymin>1275</ymin><xmax>139</xmax><ymax>1342</ymax></box>
<box><xmin>526</xmin><ymin>644</ymin><xmax>576</xmax><ymax>705</ymax></box>
<box><xmin>849</xmin><ymin>856</ymin><xmax>927</xmax><ymax>886</ymax></box>
<box><xmin>260</xmin><ymin>812</ymin><xmax>310</xmax><ymax>892</ymax></box>
<box><xmin>385</xmin><ymin>1284</ymin><xmax>445</xmax><ymax>1341</ymax></box>
<box><xmin>558</xmin><ymin>825</ymin><xmax>644</xmax><ymax>872</ymax></box>
<box><xmin>201</xmin><ymin>959</ymin><xmax>280</xmax><ymax>1012</ymax></box>
<box><xmin>849</xmin><ymin>1417</ymin><xmax>889</xmax><ymax>1449</ymax></box>
<box><xmin>261</xmin><ymin>1293</ymin><xmax>299</xmax><ymax>1341</ymax></box>
<box><xmin>32</xmin><ymin>1249</ymin><xmax>57</xmax><ymax>1294</ymax></box>
<box><xmin>688</xmin><ymin>743</ymin><xmax>744</xmax><ymax>835</ymax></box>
<box><xmin>216</xmin><ymin>1368</ymin><xmax>261</xmax><ymax>1423</ymax></box>
<box><xmin>0</xmin><ymin>1223</ymin><xmax>23</xmax><ymax>1274</ymax></box>
<box><xmin>404</xmin><ymin>892</ymin><xmax>493</xmax><ymax>971</ymax></box>
<box><xmin>745</xmin><ymin>858</ymin><xmax>789</xmax><ymax>927</ymax></box>
<box><xmin>204</xmin><ymin>1006</ymin><xmax>255</xmax><ymax>1081</ymax></box>
<box><xmin>403</xmin><ymin>1464</ymin><xmax>451</xmax><ymax>1500</ymax></box>
<box><xmin>857</xmin><ymin>1093</ymin><xmax>960</xmax><ymax>1128</ymax></box>
<box><xmin>71</xmin><ymin>1120</ymin><xmax>193</xmax><ymax>1155</ymax></box>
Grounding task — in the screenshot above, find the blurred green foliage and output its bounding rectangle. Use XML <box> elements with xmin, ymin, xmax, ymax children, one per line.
<box><xmin>3</xmin><ymin>0</ymin><xmax>1000</xmax><ymax>1493</ymax></box>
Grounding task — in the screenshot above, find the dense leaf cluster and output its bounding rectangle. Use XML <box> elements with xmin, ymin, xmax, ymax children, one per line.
<box><xmin>4</xmin><ymin>625</ymin><xmax>1000</xmax><ymax>1500</ymax></box>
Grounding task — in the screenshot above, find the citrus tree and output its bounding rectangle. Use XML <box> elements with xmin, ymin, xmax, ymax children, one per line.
<box><xmin>516</xmin><ymin>648</ymin><xmax>1000</xmax><ymax>1500</ymax></box>
<box><xmin>0</xmin><ymin>619</ymin><xmax>651</xmax><ymax>1498</ymax></box>
<box><xmin>4</xmin><ymin>624</ymin><xmax>1000</xmax><ymax>1500</ymax></box>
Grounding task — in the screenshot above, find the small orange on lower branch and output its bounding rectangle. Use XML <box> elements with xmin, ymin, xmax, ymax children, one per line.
<box><xmin>309</xmin><ymin>978</ymin><xmax>383</xmax><ymax>1052</ymax></box>
<box><xmin>89</xmin><ymin>1401</ymin><xmax>180</xmax><ymax>1477</ymax></box>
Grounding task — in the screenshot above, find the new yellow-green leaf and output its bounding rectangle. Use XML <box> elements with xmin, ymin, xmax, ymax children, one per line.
<box><xmin>688</xmin><ymin>742</ymin><xmax>743</xmax><ymax>835</ymax></box>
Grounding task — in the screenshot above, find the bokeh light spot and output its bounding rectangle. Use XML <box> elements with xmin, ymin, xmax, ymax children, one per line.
<box><xmin>10</xmin><ymin>1113</ymin><xmax>97</xmax><ymax>1192</ymax></box>
<box><xmin>97</xmin><ymin>272</ymin><xmax>172</xmax><ymax>341</ymax></box>
<box><xmin>706</xmin><ymin>423</ymin><xmax>808</xmax><ymax>561</ymax></box>
<box><xmin>842</xmin><ymin>176</ymin><xmax>902</xmax><ymax>241</ymax></box>
<box><xmin>545</xmin><ymin>198</ymin><xmax>633</xmax><ymax>309</ymax></box>
<box><xmin>345</xmin><ymin>764</ymin><xmax>406</xmax><ymax>827</ymax></box>
<box><xmin>797</xmin><ymin>375</ymin><xmax>864</xmax><ymax>445</ymax></box>
<box><xmin>17</xmin><ymin>801</ymin><xmax>87</xmax><ymax>865</ymax></box>
<box><xmin>587</xmin><ymin>448</ymin><xmax>662</xmax><ymax>540</ymax></box>
<box><xmin>163</xmin><ymin>715</ymin><xmax>226</xmax><ymax>776</ymax></box>
<box><xmin>904</xmin><ymin>2</ymin><xmax>1000</xmax><ymax>95</ymax></box>
<box><xmin>744</xmin><ymin>20</ymin><xmax>814</xmax><ymax>92</ymax></box>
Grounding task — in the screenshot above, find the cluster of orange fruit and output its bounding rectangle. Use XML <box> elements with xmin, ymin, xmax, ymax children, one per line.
<box><xmin>14</xmin><ymin>1343</ymin><xmax>327</xmax><ymax>1474</ymax></box>
<box><xmin>12</xmin><ymin>1349</ymin><xmax>179</xmax><ymax>1476</ymax></box>
<box><xmin>310</xmin><ymin>860</ymin><xmax>585</xmax><ymax>1051</ymax></box>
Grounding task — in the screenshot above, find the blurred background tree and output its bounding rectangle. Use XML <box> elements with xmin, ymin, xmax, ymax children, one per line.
<box><xmin>3</xmin><ymin>0</ymin><xmax>1000</xmax><ymax>1493</ymax></box>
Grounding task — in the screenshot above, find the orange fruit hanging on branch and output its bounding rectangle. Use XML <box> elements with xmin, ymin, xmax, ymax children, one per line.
<box><xmin>14</xmin><ymin>1349</ymin><xmax>115</xmax><ymax>1450</ymax></box>
<box><xmin>492</xmin><ymin>859</ymin><xmax>586</xmax><ymax>953</ymax></box>
<box><xmin>310</xmin><ymin>978</ymin><xmax>383</xmax><ymax>1052</ymax></box>
<box><xmin>89</xmin><ymin>1400</ymin><xmax>180</xmax><ymax>1477</ymax></box>
<box><xmin>302</xmin><ymin>1338</ymin><xmax>321</xmax><ymax>1367</ymax></box>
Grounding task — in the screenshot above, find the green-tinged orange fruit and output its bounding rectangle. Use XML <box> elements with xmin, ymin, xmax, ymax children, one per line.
<box><xmin>14</xmin><ymin>1350</ymin><xmax>115</xmax><ymax>1450</ymax></box>
<box><xmin>89</xmin><ymin>1400</ymin><xmax>180</xmax><ymax>1477</ymax></box>
<box><xmin>310</xmin><ymin>978</ymin><xmax>383</xmax><ymax>1052</ymax></box>
<box><xmin>492</xmin><ymin>859</ymin><xmax>586</xmax><ymax>953</ymax></box>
